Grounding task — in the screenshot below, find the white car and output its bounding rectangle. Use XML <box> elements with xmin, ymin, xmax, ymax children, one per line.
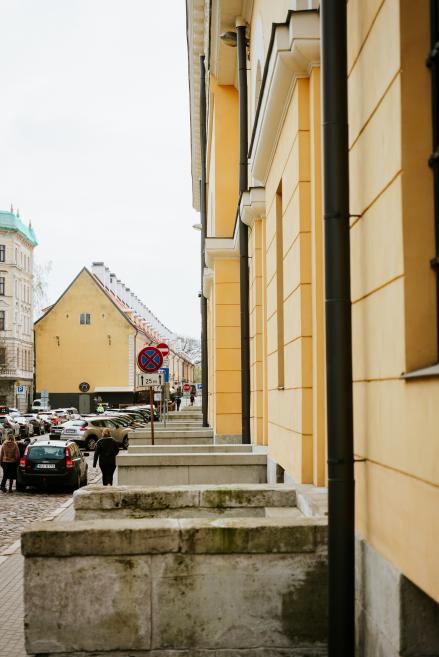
<box><xmin>0</xmin><ymin>414</ymin><xmax>20</xmax><ymax>439</ymax></box>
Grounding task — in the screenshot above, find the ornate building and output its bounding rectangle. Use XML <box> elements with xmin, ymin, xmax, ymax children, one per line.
<box><xmin>0</xmin><ymin>208</ymin><xmax>37</xmax><ymax>412</ymax></box>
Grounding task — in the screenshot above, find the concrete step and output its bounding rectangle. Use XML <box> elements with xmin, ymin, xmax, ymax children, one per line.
<box><xmin>116</xmin><ymin>452</ymin><xmax>268</xmax><ymax>486</ymax></box>
<box><xmin>128</xmin><ymin>444</ymin><xmax>252</xmax><ymax>454</ymax></box>
<box><xmin>168</xmin><ymin>412</ymin><xmax>202</xmax><ymax>420</ymax></box>
<box><xmin>157</xmin><ymin>422</ymin><xmax>204</xmax><ymax>429</ymax></box>
<box><xmin>74</xmin><ymin>483</ymin><xmax>298</xmax><ymax>520</ymax></box>
<box><xmin>130</xmin><ymin>429</ymin><xmax>214</xmax><ymax>441</ymax></box>
<box><xmin>129</xmin><ymin>435</ymin><xmax>214</xmax><ymax>446</ymax></box>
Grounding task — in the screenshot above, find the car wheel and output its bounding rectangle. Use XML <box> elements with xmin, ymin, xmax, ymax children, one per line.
<box><xmin>122</xmin><ymin>435</ymin><xmax>129</xmax><ymax>450</ymax></box>
<box><xmin>86</xmin><ymin>436</ymin><xmax>97</xmax><ymax>450</ymax></box>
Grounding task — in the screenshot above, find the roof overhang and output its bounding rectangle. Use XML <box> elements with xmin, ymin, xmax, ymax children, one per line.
<box><xmin>249</xmin><ymin>9</ymin><xmax>320</xmax><ymax>185</ymax></box>
<box><xmin>186</xmin><ymin>0</ymin><xmax>210</xmax><ymax>211</ymax></box>
<box><xmin>204</xmin><ymin>223</ymin><xmax>239</xmax><ymax>269</ymax></box>
<box><xmin>240</xmin><ymin>187</ymin><xmax>266</xmax><ymax>229</ymax></box>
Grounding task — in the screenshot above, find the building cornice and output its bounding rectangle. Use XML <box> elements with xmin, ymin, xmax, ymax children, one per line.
<box><xmin>202</xmin><ymin>267</ymin><xmax>214</xmax><ymax>298</ymax></box>
<box><xmin>186</xmin><ymin>0</ymin><xmax>210</xmax><ymax>211</ymax></box>
<box><xmin>249</xmin><ymin>9</ymin><xmax>320</xmax><ymax>185</ymax></box>
<box><xmin>240</xmin><ymin>187</ymin><xmax>266</xmax><ymax>229</ymax></box>
<box><xmin>204</xmin><ymin>227</ymin><xmax>240</xmax><ymax>268</ymax></box>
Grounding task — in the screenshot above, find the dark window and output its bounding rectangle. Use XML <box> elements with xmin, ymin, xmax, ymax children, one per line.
<box><xmin>0</xmin><ymin>311</ymin><xmax>5</xmax><ymax>331</ymax></box>
<box><xmin>0</xmin><ymin>348</ymin><xmax>5</xmax><ymax>366</ymax></box>
<box><xmin>0</xmin><ymin>277</ymin><xmax>5</xmax><ymax>296</ymax></box>
<box><xmin>80</xmin><ymin>313</ymin><xmax>91</xmax><ymax>325</ymax></box>
<box><xmin>0</xmin><ymin>245</ymin><xmax>5</xmax><ymax>262</ymax></box>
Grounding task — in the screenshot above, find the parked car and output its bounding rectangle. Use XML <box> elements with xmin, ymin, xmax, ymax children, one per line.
<box><xmin>0</xmin><ymin>414</ymin><xmax>20</xmax><ymax>438</ymax></box>
<box><xmin>31</xmin><ymin>399</ymin><xmax>51</xmax><ymax>412</ymax></box>
<box><xmin>61</xmin><ymin>416</ymin><xmax>130</xmax><ymax>450</ymax></box>
<box><xmin>50</xmin><ymin>421</ymin><xmax>68</xmax><ymax>438</ymax></box>
<box><xmin>37</xmin><ymin>413</ymin><xmax>54</xmax><ymax>433</ymax></box>
<box><xmin>8</xmin><ymin>407</ymin><xmax>20</xmax><ymax>417</ymax></box>
<box><xmin>17</xmin><ymin>440</ymin><xmax>88</xmax><ymax>492</ymax></box>
<box><xmin>15</xmin><ymin>416</ymin><xmax>35</xmax><ymax>438</ymax></box>
<box><xmin>53</xmin><ymin>407</ymin><xmax>79</xmax><ymax>418</ymax></box>
<box><xmin>22</xmin><ymin>414</ymin><xmax>45</xmax><ymax>435</ymax></box>
<box><xmin>105</xmin><ymin>410</ymin><xmax>146</xmax><ymax>428</ymax></box>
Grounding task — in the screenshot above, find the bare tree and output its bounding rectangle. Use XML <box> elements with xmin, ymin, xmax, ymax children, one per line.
<box><xmin>175</xmin><ymin>335</ymin><xmax>201</xmax><ymax>364</ymax></box>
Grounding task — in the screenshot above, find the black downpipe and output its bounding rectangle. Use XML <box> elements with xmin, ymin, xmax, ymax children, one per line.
<box><xmin>199</xmin><ymin>55</ymin><xmax>209</xmax><ymax>427</ymax></box>
<box><xmin>427</xmin><ymin>0</ymin><xmax>439</xmax><ymax>357</ymax></box>
<box><xmin>237</xmin><ymin>24</ymin><xmax>251</xmax><ymax>444</ymax></box>
<box><xmin>321</xmin><ymin>3</ymin><xmax>355</xmax><ymax>657</ymax></box>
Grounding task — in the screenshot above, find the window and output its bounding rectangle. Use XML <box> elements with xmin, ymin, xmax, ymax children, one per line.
<box><xmin>0</xmin><ymin>348</ymin><xmax>5</xmax><ymax>366</ymax></box>
<box><xmin>0</xmin><ymin>311</ymin><xmax>5</xmax><ymax>331</ymax></box>
<box><xmin>0</xmin><ymin>277</ymin><xmax>5</xmax><ymax>296</ymax></box>
<box><xmin>0</xmin><ymin>246</ymin><xmax>5</xmax><ymax>262</ymax></box>
<box><xmin>80</xmin><ymin>313</ymin><xmax>91</xmax><ymax>325</ymax></box>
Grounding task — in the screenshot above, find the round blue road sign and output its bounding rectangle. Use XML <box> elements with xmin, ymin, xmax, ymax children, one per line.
<box><xmin>137</xmin><ymin>346</ymin><xmax>164</xmax><ymax>373</ymax></box>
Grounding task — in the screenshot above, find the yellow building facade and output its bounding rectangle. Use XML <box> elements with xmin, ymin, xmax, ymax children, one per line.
<box><xmin>188</xmin><ymin>0</ymin><xmax>439</xmax><ymax>651</ymax></box>
<box><xmin>35</xmin><ymin>268</ymin><xmax>194</xmax><ymax>412</ymax></box>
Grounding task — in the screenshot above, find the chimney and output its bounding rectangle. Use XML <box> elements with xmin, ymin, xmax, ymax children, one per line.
<box><xmin>116</xmin><ymin>279</ymin><xmax>123</xmax><ymax>301</ymax></box>
<box><xmin>104</xmin><ymin>267</ymin><xmax>111</xmax><ymax>290</ymax></box>
<box><xmin>109</xmin><ymin>273</ymin><xmax>117</xmax><ymax>296</ymax></box>
<box><xmin>91</xmin><ymin>262</ymin><xmax>106</xmax><ymax>286</ymax></box>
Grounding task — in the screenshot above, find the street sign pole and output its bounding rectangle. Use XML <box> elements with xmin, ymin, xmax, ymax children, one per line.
<box><xmin>149</xmin><ymin>386</ymin><xmax>155</xmax><ymax>445</ymax></box>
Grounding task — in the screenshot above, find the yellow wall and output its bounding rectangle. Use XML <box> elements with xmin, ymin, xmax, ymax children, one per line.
<box><xmin>348</xmin><ymin>0</ymin><xmax>439</xmax><ymax>602</ymax></box>
<box><xmin>263</xmin><ymin>78</ymin><xmax>315</xmax><ymax>483</ymax></box>
<box><xmin>249</xmin><ymin>219</ymin><xmax>264</xmax><ymax>443</ymax></box>
<box><xmin>213</xmin><ymin>258</ymin><xmax>241</xmax><ymax>436</ymax></box>
<box><xmin>210</xmin><ymin>77</ymin><xmax>239</xmax><ymax>238</ymax></box>
<box><xmin>35</xmin><ymin>270</ymin><xmax>134</xmax><ymax>392</ymax></box>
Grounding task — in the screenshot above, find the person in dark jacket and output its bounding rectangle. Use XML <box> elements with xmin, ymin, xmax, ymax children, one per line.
<box><xmin>93</xmin><ymin>429</ymin><xmax>119</xmax><ymax>486</ymax></box>
<box><xmin>175</xmin><ymin>395</ymin><xmax>181</xmax><ymax>411</ymax></box>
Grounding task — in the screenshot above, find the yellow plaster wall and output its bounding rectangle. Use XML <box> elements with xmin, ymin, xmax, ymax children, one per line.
<box><xmin>349</xmin><ymin>0</ymin><xmax>439</xmax><ymax>602</ymax></box>
<box><xmin>264</xmin><ymin>78</ymin><xmax>314</xmax><ymax>483</ymax></box>
<box><xmin>249</xmin><ymin>219</ymin><xmax>264</xmax><ymax>443</ymax></box>
<box><xmin>213</xmin><ymin>258</ymin><xmax>241</xmax><ymax>435</ymax></box>
<box><xmin>210</xmin><ymin>77</ymin><xmax>239</xmax><ymax>238</ymax></box>
<box><xmin>35</xmin><ymin>270</ymin><xmax>133</xmax><ymax>393</ymax></box>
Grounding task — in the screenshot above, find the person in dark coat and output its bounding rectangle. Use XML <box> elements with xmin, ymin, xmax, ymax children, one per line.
<box><xmin>93</xmin><ymin>429</ymin><xmax>119</xmax><ymax>486</ymax></box>
<box><xmin>175</xmin><ymin>395</ymin><xmax>182</xmax><ymax>411</ymax></box>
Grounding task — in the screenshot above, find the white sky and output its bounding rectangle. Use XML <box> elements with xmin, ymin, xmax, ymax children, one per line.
<box><xmin>0</xmin><ymin>0</ymin><xmax>201</xmax><ymax>337</ymax></box>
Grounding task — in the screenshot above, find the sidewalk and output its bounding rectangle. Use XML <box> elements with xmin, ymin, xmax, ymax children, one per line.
<box><xmin>0</xmin><ymin>498</ymin><xmax>75</xmax><ymax>657</ymax></box>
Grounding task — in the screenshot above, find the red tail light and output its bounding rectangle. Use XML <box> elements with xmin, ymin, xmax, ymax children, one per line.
<box><xmin>79</xmin><ymin>424</ymin><xmax>88</xmax><ymax>432</ymax></box>
<box><xmin>65</xmin><ymin>447</ymin><xmax>73</xmax><ymax>468</ymax></box>
<box><xmin>20</xmin><ymin>446</ymin><xmax>29</xmax><ymax>467</ymax></box>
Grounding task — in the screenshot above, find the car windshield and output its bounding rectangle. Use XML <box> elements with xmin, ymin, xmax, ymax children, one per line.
<box><xmin>69</xmin><ymin>421</ymin><xmax>87</xmax><ymax>427</ymax></box>
<box><xmin>28</xmin><ymin>446</ymin><xmax>65</xmax><ymax>460</ymax></box>
<box><xmin>0</xmin><ymin>417</ymin><xmax>9</xmax><ymax>424</ymax></box>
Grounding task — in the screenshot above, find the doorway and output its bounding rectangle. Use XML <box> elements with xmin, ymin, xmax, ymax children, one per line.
<box><xmin>79</xmin><ymin>394</ymin><xmax>90</xmax><ymax>414</ymax></box>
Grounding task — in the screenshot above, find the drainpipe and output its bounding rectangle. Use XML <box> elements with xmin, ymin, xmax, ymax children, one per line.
<box><xmin>321</xmin><ymin>3</ymin><xmax>355</xmax><ymax>656</ymax></box>
<box><xmin>236</xmin><ymin>19</ymin><xmax>251</xmax><ymax>444</ymax></box>
<box><xmin>199</xmin><ymin>55</ymin><xmax>209</xmax><ymax>427</ymax></box>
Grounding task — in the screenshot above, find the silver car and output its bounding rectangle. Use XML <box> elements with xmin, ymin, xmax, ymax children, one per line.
<box><xmin>60</xmin><ymin>416</ymin><xmax>130</xmax><ymax>451</ymax></box>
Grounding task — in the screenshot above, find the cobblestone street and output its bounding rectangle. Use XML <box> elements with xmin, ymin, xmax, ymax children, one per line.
<box><xmin>0</xmin><ymin>452</ymin><xmax>101</xmax><ymax>551</ymax></box>
<box><xmin>0</xmin><ymin>450</ymin><xmax>102</xmax><ymax>657</ymax></box>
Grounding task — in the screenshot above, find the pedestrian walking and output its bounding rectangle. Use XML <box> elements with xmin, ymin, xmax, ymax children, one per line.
<box><xmin>93</xmin><ymin>428</ymin><xmax>119</xmax><ymax>486</ymax></box>
<box><xmin>190</xmin><ymin>392</ymin><xmax>195</xmax><ymax>406</ymax></box>
<box><xmin>0</xmin><ymin>434</ymin><xmax>20</xmax><ymax>492</ymax></box>
<box><xmin>175</xmin><ymin>394</ymin><xmax>181</xmax><ymax>411</ymax></box>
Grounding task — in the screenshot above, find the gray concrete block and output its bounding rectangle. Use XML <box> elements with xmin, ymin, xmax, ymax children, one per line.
<box><xmin>24</xmin><ymin>555</ymin><xmax>151</xmax><ymax>653</ymax></box>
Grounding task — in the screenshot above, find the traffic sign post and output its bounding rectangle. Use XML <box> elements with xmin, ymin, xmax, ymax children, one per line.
<box><xmin>137</xmin><ymin>372</ymin><xmax>165</xmax><ymax>388</ymax></box>
<box><xmin>149</xmin><ymin>386</ymin><xmax>154</xmax><ymax>445</ymax></box>
<box><xmin>137</xmin><ymin>347</ymin><xmax>163</xmax><ymax>373</ymax></box>
<box><xmin>157</xmin><ymin>343</ymin><xmax>169</xmax><ymax>358</ymax></box>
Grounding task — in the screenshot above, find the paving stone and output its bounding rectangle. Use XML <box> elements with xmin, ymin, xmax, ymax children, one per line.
<box><xmin>0</xmin><ymin>452</ymin><xmax>101</xmax><ymax>657</ymax></box>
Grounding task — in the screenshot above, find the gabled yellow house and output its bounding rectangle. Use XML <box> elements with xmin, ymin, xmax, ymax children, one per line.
<box><xmin>35</xmin><ymin>268</ymin><xmax>193</xmax><ymax>412</ymax></box>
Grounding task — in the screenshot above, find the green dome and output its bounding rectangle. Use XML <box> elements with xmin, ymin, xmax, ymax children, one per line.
<box><xmin>0</xmin><ymin>210</ymin><xmax>38</xmax><ymax>246</ymax></box>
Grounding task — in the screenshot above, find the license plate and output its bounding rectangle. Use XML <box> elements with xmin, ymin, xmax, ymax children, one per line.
<box><xmin>36</xmin><ymin>463</ymin><xmax>56</xmax><ymax>469</ymax></box>
<box><xmin>65</xmin><ymin>429</ymin><xmax>76</xmax><ymax>434</ymax></box>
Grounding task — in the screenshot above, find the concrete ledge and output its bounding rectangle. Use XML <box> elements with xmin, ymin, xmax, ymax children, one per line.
<box><xmin>73</xmin><ymin>484</ymin><xmax>297</xmax><ymax>520</ymax></box>
<box><xmin>22</xmin><ymin>516</ymin><xmax>327</xmax><ymax>557</ymax></box>
<box><xmin>116</xmin><ymin>453</ymin><xmax>268</xmax><ymax>485</ymax></box>
<box><xmin>129</xmin><ymin>436</ymin><xmax>214</xmax><ymax>446</ymax></box>
<box><xmin>130</xmin><ymin>429</ymin><xmax>214</xmax><ymax>439</ymax></box>
<box><xmin>128</xmin><ymin>444</ymin><xmax>253</xmax><ymax>454</ymax></box>
<box><xmin>23</xmin><ymin>516</ymin><xmax>328</xmax><ymax>655</ymax></box>
<box><xmin>118</xmin><ymin>454</ymin><xmax>267</xmax><ymax>466</ymax></box>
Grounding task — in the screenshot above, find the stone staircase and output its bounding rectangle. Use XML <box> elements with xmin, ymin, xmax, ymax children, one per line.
<box><xmin>119</xmin><ymin>406</ymin><xmax>268</xmax><ymax>486</ymax></box>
